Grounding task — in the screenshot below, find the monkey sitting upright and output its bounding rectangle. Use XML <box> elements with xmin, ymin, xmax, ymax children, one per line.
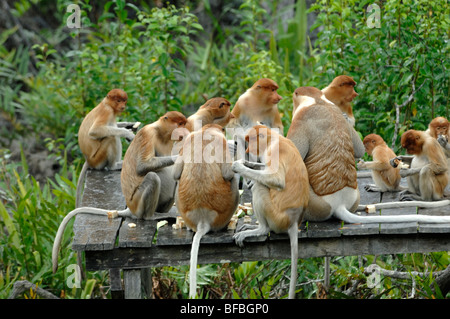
<box><xmin>52</xmin><ymin>111</ymin><xmax>188</xmax><ymax>273</ymax></box>
<box><xmin>76</xmin><ymin>89</ymin><xmax>135</xmax><ymax>206</ymax></box>
<box><xmin>173</xmin><ymin>124</ymin><xmax>239</xmax><ymax>298</ymax></box>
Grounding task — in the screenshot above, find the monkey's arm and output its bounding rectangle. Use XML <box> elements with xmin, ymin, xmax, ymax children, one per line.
<box><xmin>399</xmin><ymin>167</ymin><xmax>422</xmax><ymax>178</ymax></box>
<box><xmin>437</xmin><ymin>135</ymin><xmax>450</xmax><ymax>151</ymax></box>
<box><xmin>173</xmin><ymin>158</ymin><xmax>184</xmax><ymax>180</ymax></box>
<box><xmin>232</xmin><ymin>160</ymin><xmax>285</xmax><ymax>191</ymax></box>
<box><xmin>136</xmin><ymin>155</ymin><xmax>177</xmax><ymax>176</ymax></box>
<box><xmin>349</xmin><ymin>126</ymin><xmax>365</xmax><ymax>159</ymax></box>
<box><xmin>358</xmin><ymin>160</ymin><xmax>393</xmax><ymax>171</ymax></box>
<box><xmin>89</xmin><ymin>125</ymin><xmax>135</xmax><ymax>141</ymax></box>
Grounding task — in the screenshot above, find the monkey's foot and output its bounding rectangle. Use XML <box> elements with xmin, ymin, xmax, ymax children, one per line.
<box><xmin>233</xmin><ymin>227</ymin><xmax>269</xmax><ymax>248</ymax></box>
<box><xmin>236</xmin><ymin>223</ymin><xmax>258</xmax><ymax>232</ymax></box>
<box><xmin>364</xmin><ymin>184</ymin><xmax>381</xmax><ymax>192</ymax></box>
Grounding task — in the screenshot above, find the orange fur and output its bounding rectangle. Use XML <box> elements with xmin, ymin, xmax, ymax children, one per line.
<box><xmin>78</xmin><ymin>89</ymin><xmax>130</xmax><ymax>169</ymax></box>
<box><xmin>121</xmin><ymin>111</ymin><xmax>187</xmax><ymax>215</ymax></box>
<box><xmin>229</xmin><ymin>78</ymin><xmax>284</xmax><ymax>133</ymax></box>
<box><xmin>322</xmin><ymin>75</ymin><xmax>358</xmax><ymax>123</ymax></box>
<box><xmin>361</xmin><ymin>134</ymin><xmax>401</xmax><ymax>191</ymax></box>
<box><xmin>401</xmin><ymin>129</ymin><xmax>448</xmax><ymax>199</ymax></box>
<box><xmin>428</xmin><ymin>116</ymin><xmax>449</xmax><ymax>139</ymax></box>
<box><xmin>245</xmin><ymin>125</ymin><xmax>309</xmax><ymax>232</ymax></box>
<box><xmin>289</xmin><ymin>98</ymin><xmax>357</xmax><ymax>196</ymax></box>
<box><xmin>186</xmin><ymin>97</ymin><xmax>233</xmax><ymax>131</ymax></box>
<box><xmin>176</xmin><ymin>124</ymin><xmax>237</xmax><ymax>231</ymax></box>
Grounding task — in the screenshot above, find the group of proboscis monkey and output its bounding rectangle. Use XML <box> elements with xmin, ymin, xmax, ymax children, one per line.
<box><xmin>52</xmin><ymin>75</ymin><xmax>450</xmax><ymax>299</ymax></box>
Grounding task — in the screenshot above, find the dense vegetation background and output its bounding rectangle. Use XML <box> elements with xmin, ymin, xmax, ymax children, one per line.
<box><xmin>0</xmin><ymin>0</ymin><xmax>449</xmax><ymax>299</ymax></box>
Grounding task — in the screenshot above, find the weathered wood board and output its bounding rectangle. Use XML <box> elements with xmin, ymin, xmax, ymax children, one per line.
<box><xmin>72</xmin><ymin>169</ymin><xmax>450</xmax><ymax>270</ymax></box>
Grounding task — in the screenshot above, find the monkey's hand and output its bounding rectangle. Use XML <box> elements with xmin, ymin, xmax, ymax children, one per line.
<box><xmin>357</xmin><ymin>160</ymin><xmax>367</xmax><ymax>169</ymax></box>
<box><xmin>390</xmin><ymin>157</ymin><xmax>400</xmax><ymax>168</ymax></box>
<box><xmin>125</xmin><ymin>130</ymin><xmax>135</xmax><ymax>142</ymax></box>
<box><xmin>438</xmin><ymin>135</ymin><xmax>448</xmax><ymax>148</ymax></box>
<box><xmin>231</xmin><ymin>159</ymin><xmax>246</xmax><ymax>174</ymax></box>
<box><xmin>243</xmin><ymin>160</ymin><xmax>265</xmax><ymax>169</ymax></box>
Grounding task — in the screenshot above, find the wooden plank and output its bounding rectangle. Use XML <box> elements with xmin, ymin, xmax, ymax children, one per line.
<box><xmin>118</xmin><ymin>218</ymin><xmax>157</xmax><ymax>248</ymax></box>
<box><xmin>80</xmin><ymin>169</ymin><xmax>126</xmax><ymax>209</ymax></box>
<box><xmin>73</xmin><ymin>169</ymin><xmax>125</xmax><ymax>251</ymax></box>
<box><xmin>72</xmin><ymin>214</ymin><xmax>122</xmax><ymax>251</ymax></box>
<box><xmin>357</xmin><ymin>172</ymin><xmax>381</xmax><ymax>205</ymax></box>
<box><xmin>306</xmin><ymin>219</ymin><xmax>342</xmax><ymax>238</ymax></box>
<box><xmin>418</xmin><ymin>203</ymin><xmax>450</xmax><ymax>233</ymax></box>
<box><xmin>84</xmin><ymin>233</ymin><xmax>450</xmax><ymax>270</ymax></box>
<box><xmin>156</xmin><ymin>223</ymin><xmax>194</xmax><ymax>245</ymax></box>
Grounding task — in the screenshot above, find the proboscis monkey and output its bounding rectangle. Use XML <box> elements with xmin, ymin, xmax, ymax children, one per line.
<box><xmin>229</xmin><ymin>78</ymin><xmax>283</xmax><ymax>133</ymax></box>
<box><xmin>185</xmin><ymin>97</ymin><xmax>234</xmax><ymax>131</ymax></box>
<box><xmin>287</xmin><ymin>87</ymin><xmax>450</xmax><ymax>223</ymax></box>
<box><xmin>357</xmin><ymin>133</ymin><xmax>403</xmax><ymax>192</ymax></box>
<box><xmin>392</xmin><ymin>129</ymin><xmax>448</xmax><ymax>201</ymax></box>
<box><xmin>76</xmin><ymin>89</ymin><xmax>135</xmax><ymax>207</ymax></box>
<box><xmin>231</xmin><ymin>125</ymin><xmax>309</xmax><ymax>299</ymax></box>
<box><xmin>228</xmin><ymin>78</ymin><xmax>284</xmax><ymax>160</ymax></box>
<box><xmin>52</xmin><ymin>111</ymin><xmax>188</xmax><ymax>273</ymax></box>
<box><xmin>173</xmin><ymin>124</ymin><xmax>239</xmax><ymax>298</ymax></box>
<box><xmin>321</xmin><ymin>75</ymin><xmax>358</xmax><ymax>126</ymax></box>
<box><xmin>427</xmin><ymin>117</ymin><xmax>450</xmax><ymax>158</ymax></box>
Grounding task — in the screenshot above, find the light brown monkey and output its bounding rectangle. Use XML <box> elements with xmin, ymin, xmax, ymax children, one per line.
<box><xmin>231</xmin><ymin>125</ymin><xmax>309</xmax><ymax>299</ymax></box>
<box><xmin>228</xmin><ymin>78</ymin><xmax>283</xmax><ymax>135</ymax></box>
<box><xmin>173</xmin><ymin>124</ymin><xmax>239</xmax><ymax>298</ymax></box>
<box><xmin>321</xmin><ymin>75</ymin><xmax>358</xmax><ymax>126</ymax></box>
<box><xmin>287</xmin><ymin>87</ymin><xmax>450</xmax><ymax>223</ymax></box>
<box><xmin>52</xmin><ymin>111</ymin><xmax>187</xmax><ymax>273</ymax></box>
<box><xmin>292</xmin><ymin>86</ymin><xmax>332</xmax><ymax>119</ymax></box>
<box><xmin>185</xmin><ymin>97</ymin><xmax>234</xmax><ymax>131</ymax></box>
<box><xmin>426</xmin><ymin>117</ymin><xmax>450</xmax><ymax>158</ymax></box>
<box><xmin>121</xmin><ymin>111</ymin><xmax>188</xmax><ymax>219</ymax></box>
<box><xmin>394</xmin><ymin>129</ymin><xmax>448</xmax><ymax>201</ymax></box>
<box><xmin>227</xmin><ymin>78</ymin><xmax>284</xmax><ymax>170</ymax></box>
<box><xmin>357</xmin><ymin>133</ymin><xmax>402</xmax><ymax>192</ymax></box>
<box><xmin>76</xmin><ymin>89</ymin><xmax>135</xmax><ymax>206</ymax></box>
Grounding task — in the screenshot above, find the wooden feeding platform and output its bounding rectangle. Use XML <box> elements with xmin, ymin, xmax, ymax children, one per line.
<box><xmin>70</xmin><ymin>169</ymin><xmax>450</xmax><ymax>298</ymax></box>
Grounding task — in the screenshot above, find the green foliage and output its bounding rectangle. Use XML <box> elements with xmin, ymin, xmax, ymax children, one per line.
<box><xmin>0</xmin><ymin>147</ymin><xmax>107</xmax><ymax>298</ymax></box>
<box><xmin>308</xmin><ymin>0</ymin><xmax>449</xmax><ymax>152</ymax></box>
<box><xmin>1</xmin><ymin>0</ymin><xmax>449</xmax><ymax>299</ymax></box>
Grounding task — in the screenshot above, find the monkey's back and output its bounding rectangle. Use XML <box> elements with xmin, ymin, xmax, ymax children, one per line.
<box><xmin>177</xmin><ymin>161</ymin><xmax>236</xmax><ymax>231</ymax></box>
<box><xmin>264</xmin><ymin>139</ymin><xmax>309</xmax><ymax>232</ymax></box>
<box><xmin>372</xmin><ymin>145</ymin><xmax>401</xmax><ymax>190</ymax></box>
<box><xmin>298</xmin><ymin>103</ymin><xmax>357</xmax><ymax>196</ymax></box>
<box><xmin>120</xmin><ymin>125</ymin><xmax>155</xmax><ymax>213</ymax></box>
<box><xmin>78</xmin><ymin>103</ymin><xmax>117</xmax><ymax>168</ymax></box>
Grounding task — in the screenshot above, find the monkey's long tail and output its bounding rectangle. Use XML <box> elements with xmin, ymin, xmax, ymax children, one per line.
<box><xmin>335</xmin><ymin>204</ymin><xmax>450</xmax><ymax>224</ymax></box>
<box><xmin>52</xmin><ymin>207</ymin><xmax>132</xmax><ymax>273</ymax></box>
<box><xmin>189</xmin><ymin>221</ymin><xmax>211</xmax><ymax>299</ymax></box>
<box><xmin>357</xmin><ymin>200</ymin><xmax>450</xmax><ymax>211</ymax></box>
<box><xmin>75</xmin><ymin>161</ymin><xmax>89</xmax><ymax>208</ymax></box>
<box><xmin>288</xmin><ymin>223</ymin><xmax>299</xmax><ymax>299</ymax></box>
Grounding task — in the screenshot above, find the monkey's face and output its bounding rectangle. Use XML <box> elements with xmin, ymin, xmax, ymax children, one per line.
<box><xmin>113</xmin><ymin>99</ymin><xmax>127</xmax><ymax>113</ymax></box>
<box><xmin>345</xmin><ymin>87</ymin><xmax>358</xmax><ymax>102</ymax></box>
<box><xmin>245</xmin><ymin>126</ymin><xmax>271</xmax><ymax>156</ymax></box>
<box><xmin>268</xmin><ymin>88</ymin><xmax>282</xmax><ymax>105</ymax></box>
<box><xmin>363</xmin><ymin>140</ymin><xmax>375</xmax><ymax>156</ymax></box>
<box><xmin>401</xmin><ymin>131</ymin><xmax>423</xmax><ymax>155</ymax></box>
<box><xmin>434</xmin><ymin>125</ymin><xmax>448</xmax><ymax>137</ymax></box>
<box><xmin>107</xmin><ymin>89</ymin><xmax>128</xmax><ymax>114</ymax></box>
<box><xmin>363</xmin><ymin>134</ymin><xmax>382</xmax><ymax>156</ymax></box>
